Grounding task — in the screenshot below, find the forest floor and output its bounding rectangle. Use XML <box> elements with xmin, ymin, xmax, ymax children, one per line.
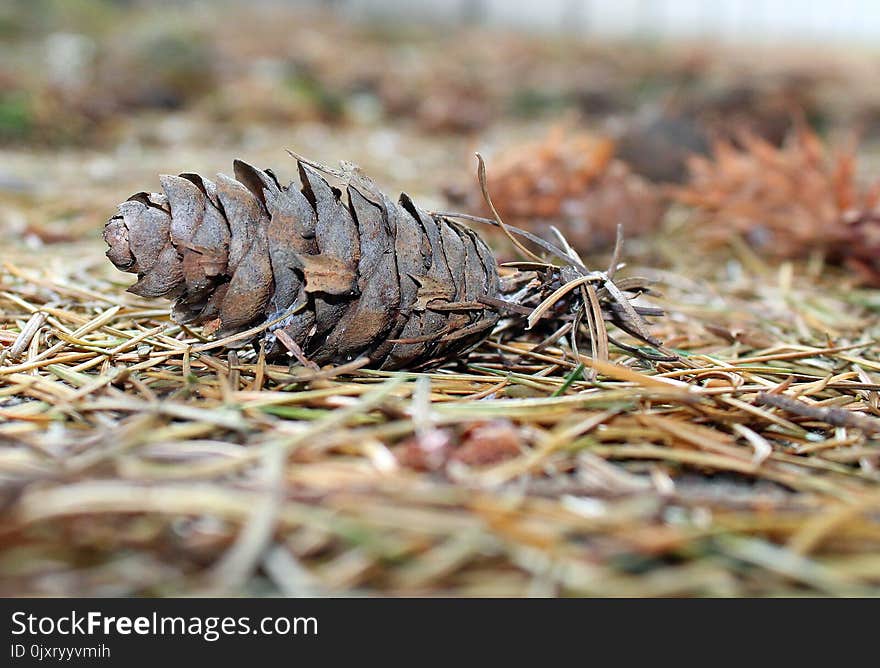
<box><xmin>3</xmin><ymin>115</ymin><xmax>880</xmax><ymax>596</ymax></box>
<box><xmin>2</xmin><ymin>4</ymin><xmax>880</xmax><ymax>596</ymax></box>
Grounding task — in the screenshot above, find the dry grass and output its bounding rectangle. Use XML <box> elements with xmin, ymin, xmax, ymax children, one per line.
<box><xmin>2</xmin><ymin>204</ymin><xmax>880</xmax><ymax>596</ymax></box>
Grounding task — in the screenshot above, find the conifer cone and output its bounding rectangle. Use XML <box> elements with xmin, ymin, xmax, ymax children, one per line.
<box><xmin>104</xmin><ymin>157</ymin><xmax>501</xmax><ymax>370</ymax></box>
<box><xmin>675</xmin><ymin>126</ymin><xmax>880</xmax><ymax>285</ymax></box>
<box><xmin>460</xmin><ymin>128</ymin><xmax>667</xmax><ymax>252</ymax></box>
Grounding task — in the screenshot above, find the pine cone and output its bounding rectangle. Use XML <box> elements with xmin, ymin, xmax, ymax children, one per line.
<box><xmin>461</xmin><ymin>128</ymin><xmax>667</xmax><ymax>253</ymax></box>
<box><xmin>104</xmin><ymin>157</ymin><xmax>500</xmax><ymax>369</ymax></box>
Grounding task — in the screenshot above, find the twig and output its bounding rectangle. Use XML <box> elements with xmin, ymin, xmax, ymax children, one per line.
<box><xmin>756</xmin><ymin>392</ymin><xmax>880</xmax><ymax>434</ymax></box>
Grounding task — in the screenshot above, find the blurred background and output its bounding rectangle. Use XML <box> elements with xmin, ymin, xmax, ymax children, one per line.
<box><xmin>354</xmin><ymin>0</ymin><xmax>880</xmax><ymax>41</ymax></box>
<box><xmin>3</xmin><ymin>0</ymin><xmax>880</xmax><ymax>251</ymax></box>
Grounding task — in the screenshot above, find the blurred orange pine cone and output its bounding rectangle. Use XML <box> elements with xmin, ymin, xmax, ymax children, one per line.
<box><xmin>675</xmin><ymin>126</ymin><xmax>880</xmax><ymax>284</ymax></box>
<box><xmin>464</xmin><ymin>128</ymin><xmax>667</xmax><ymax>253</ymax></box>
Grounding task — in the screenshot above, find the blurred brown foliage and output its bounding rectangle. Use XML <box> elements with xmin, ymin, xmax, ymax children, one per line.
<box><xmin>2</xmin><ymin>1</ymin><xmax>877</xmax><ymax>149</ymax></box>
<box><xmin>464</xmin><ymin>127</ymin><xmax>667</xmax><ymax>252</ymax></box>
<box><xmin>676</xmin><ymin>126</ymin><xmax>880</xmax><ymax>285</ymax></box>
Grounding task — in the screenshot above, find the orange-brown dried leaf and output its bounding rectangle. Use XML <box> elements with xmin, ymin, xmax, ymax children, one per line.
<box><xmin>450</xmin><ymin>420</ymin><xmax>523</xmax><ymax>467</ymax></box>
